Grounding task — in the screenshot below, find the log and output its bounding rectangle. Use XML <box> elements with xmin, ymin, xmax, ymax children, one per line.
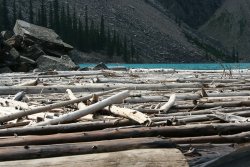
<box><xmin>0</xmin><ymin>83</ymin><xmax>202</xmax><ymax>95</ymax></box>
<box><xmin>0</xmin><ymin>148</ymin><xmax>188</xmax><ymax>167</ymax></box>
<box><xmin>159</xmin><ymin>94</ymin><xmax>176</xmax><ymax>113</ymax></box>
<box><xmin>34</xmin><ymin>90</ymin><xmax>130</xmax><ymax>126</ymax></box>
<box><xmin>15</xmin><ymin>79</ymin><xmax>39</xmax><ymax>86</ymax></box>
<box><xmin>12</xmin><ymin>91</ymin><xmax>26</xmax><ymax>101</ymax></box>
<box><xmin>66</xmin><ymin>89</ymin><xmax>94</xmax><ymax>120</ymax></box>
<box><xmin>0</xmin><ymin>98</ymin><xmax>30</xmax><ymax>110</ymax></box>
<box><xmin>0</xmin><ymin>88</ymin><xmax>125</xmax><ymax>123</ymax></box>
<box><xmin>109</xmin><ymin>105</ymin><xmax>152</xmax><ymax>125</ymax></box>
<box><xmin>212</xmin><ymin>111</ymin><xmax>249</xmax><ymax>123</ymax></box>
<box><xmin>3</xmin><ymin>123</ymin><xmax>250</xmax><ymax>147</ymax></box>
<box><xmin>172</xmin><ymin>131</ymin><xmax>250</xmax><ymax>144</ymax></box>
<box><xmin>0</xmin><ymin>119</ymin><xmax>137</xmax><ymax>136</ymax></box>
<box><xmin>0</xmin><ymin>138</ymin><xmax>175</xmax><ymax>161</ymax></box>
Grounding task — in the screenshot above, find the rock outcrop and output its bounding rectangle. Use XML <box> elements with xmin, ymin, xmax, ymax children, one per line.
<box><xmin>0</xmin><ymin>20</ymin><xmax>78</xmax><ymax>73</ymax></box>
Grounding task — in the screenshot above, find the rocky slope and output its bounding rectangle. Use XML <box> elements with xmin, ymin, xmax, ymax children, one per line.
<box><xmin>157</xmin><ymin>0</ymin><xmax>224</xmax><ymax>29</ymax></box>
<box><xmin>199</xmin><ymin>0</ymin><xmax>250</xmax><ymax>61</ymax></box>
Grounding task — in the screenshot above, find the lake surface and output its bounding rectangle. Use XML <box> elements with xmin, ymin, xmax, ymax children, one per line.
<box><xmin>79</xmin><ymin>63</ymin><xmax>250</xmax><ymax>70</ymax></box>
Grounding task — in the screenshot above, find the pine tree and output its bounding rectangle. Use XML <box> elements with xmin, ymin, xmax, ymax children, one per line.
<box><xmin>40</xmin><ymin>0</ymin><xmax>47</xmax><ymax>27</ymax></box>
<box><xmin>72</xmin><ymin>6</ymin><xmax>78</xmax><ymax>46</ymax></box>
<box><xmin>99</xmin><ymin>15</ymin><xmax>105</xmax><ymax>50</ymax></box>
<box><xmin>2</xmin><ymin>0</ymin><xmax>11</xmax><ymax>30</ymax></box>
<box><xmin>123</xmin><ymin>35</ymin><xmax>128</xmax><ymax>62</ymax></box>
<box><xmin>77</xmin><ymin>17</ymin><xmax>83</xmax><ymax>49</ymax></box>
<box><xmin>17</xmin><ymin>8</ymin><xmax>24</xmax><ymax>21</ymax></box>
<box><xmin>106</xmin><ymin>28</ymin><xmax>113</xmax><ymax>57</ymax></box>
<box><xmin>12</xmin><ymin>0</ymin><xmax>17</xmax><ymax>26</ymax></box>
<box><xmin>116</xmin><ymin>33</ymin><xmax>122</xmax><ymax>57</ymax></box>
<box><xmin>53</xmin><ymin>0</ymin><xmax>60</xmax><ymax>32</ymax></box>
<box><xmin>130</xmin><ymin>38</ymin><xmax>136</xmax><ymax>63</ymax></box>
<box><xmin>29</xmin><ymin>0</ymin><xmax>34</xmax><ymax>23</ymax></box>
<box><xmin>84</xmin><ymin>5</ymin><xmax>90</xmax><ymax>52</ymax></box>
<box><xmin>49</xmin><ymin>1</ymin><xmax>53</xmax><ymax>28</ymax></box>
<box><xmin>66</xmin><ymin>3</ymin><xmax>72</xmax><ymax>43</ymax></box>
<box><xmin>0</xmin><ymin>2</ymin><xmax>3</xmax><ymax>31</ymax></box>
<box><xmin>60</xmin><ymin>4</ymin><xmax>67</xmax><ymax>40</ymax></box>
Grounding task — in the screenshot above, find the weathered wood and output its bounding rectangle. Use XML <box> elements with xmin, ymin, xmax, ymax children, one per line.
<box><xmin>0</xmin><ymin>98</ymin><xmax>30</xmax><ymax>110</ymax></box>
<box><xmin>66</xmin><ymin>89</ymin><xmax>94</xmax><ymax>120</ymax></box>
<box><xmin>109</xmin><ymin>105</ymin><xmax>152</xmax><ymax>125</ymax></box>
<box><xmin>0</xmin><ymin>138</ymin><xmax>175</xmax><ymax>161</ymax></box>
<box><xmin>172</xmin><ymin>131</ymin><xmax>250</xmax><ymax>144</ymax></box>
<box><xmin>159</xmin><ymin>94</ymin><xmax>176</xmax><ymax>113</ymax></box>
<box><xmin>0</xmin><ymin>83</ymin><xmax>202</xmax><ymax>95</ymax></box>
<box><xmin>12</xmin><ymin>91</ymin><xmax>26</xmax><ymax>101</ymax></box>
<box><xmin>0</xmin><ymin>149</ymin><xmax>188</xmax><ymax>167</ymax></box>
<box><xmin>35</xmin><ymin>90</ymin><xmax>130</xmax><ymax>126</ymax></box>
<box><xmin>2</xmin><ymin>123</ymin><xmax>250</xmax><ymax>147</ymax></box>
<box><xmin>0</xmin><ymin>119</ymin><xmax>137</xmax><ymax>136</ymax></box>
<box><xmin>15</xmin><ymin>79</ymin><xmax>39</xmax><ymax>86</ymax></box>
<box><xmin>0</xmin><ymin>88</ymin><xmax>125</xmax><ymax>123</ymax></box>
<box><xmin>212</xmin><ymin>111</ymin><xmax>249</xmax><ymax>123</ymax></box>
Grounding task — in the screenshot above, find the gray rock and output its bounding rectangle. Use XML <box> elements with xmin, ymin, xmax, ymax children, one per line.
<box><xmin>0</xmin><ymin>66</ymin><xmax>12</xmax><ymax>73</ymax></box>
<box><xmin>21</xmin><ymin>44</ymin><xmax>45</xmax><ymax>60</ymax></box>
<box><xmin>93</xmin><ymin>62</ymin><xmax>108</xmax><ymax>70</ymax></box>
<box><xmin>36</xmin><ymin>55</ymin><xmax>78</xmax><ymax>71</ymax></box>
<box><xmin>13</xmin><ymin>20</ymin><xmax>73</xmax><ymax>52</ymax></box>
<box><xmin>0</xmin><ymin>31</ymin><xmax>14</xmax><ymax>40</ymax></box>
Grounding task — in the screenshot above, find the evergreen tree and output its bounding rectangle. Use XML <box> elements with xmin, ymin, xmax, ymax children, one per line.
<box><xmin>84</xmin><ymin>5</ymin><xmax>90</xmax><ymax>52</ymax></box>
<box><xmin>53</xmin><ymin>0</ymin><xmax>60</xmax><ymax>32</ymax></box>
<box><xmin>130</xmin><ymin>38</ymin><xmax>136</xmax><ymax>63</ymax></box>
<box><xmin>0</xmin><ymin>2</ymin><xmax>3</xmax><ymax>31</ymax></box>
<box><xmin>106</xmin><ymin>28</ymin><xmax>113</xmax><ymax>57</ymax></box>
<box><xmin>99</xmin><ymin>15</ymin><xmax>105</xmax><ymax>49</ymax></box>
<box><xmin>60</xmin><ymin>4</ymin><xmax>67</xmax><ymax>40</ymax></box>
<box><xmin>49</xmin><ymin>1</ymin><xmax>53</xmax><ymax>28</ymax></box>
<box><xmin>77</xmin><ymin>17</ymin><xmax>83</xmax><ymax>49</ymax></box>
<box><xmin>2</xmin><ymin>0</ymin><xmax>11</xmax><ymax>30</ymax></box>
<box><xmin>123</xmin><ymin>35</ymin><xmax>128</xmax><ymax>62</ymax></box>
<box><xmin>36</xmin><ymin>9</ymin><xmax>41</xmax><ymax>25</ymax></box>
<box><xmin>12</xmin><ymin>0</ymin><xmax>17</xmax><ymax>26</ymax></box>
<box><xmin>29</xmin><ymin>0</ymin><xmax>34</xmax><ymax>23</ymax></box>
<box><xmin>116</xmin><ymin>33</ymin><xmax>122</xmax><ymax>57</ymax></box>
<box><xmin>66</xmin><ymin>3</ymin><xmax>72</xmax><ymax>43</ymax></box>
<box><xmin>40</xmin><ymin>0</ymin><xmax>47</xmax><ymax>27</ymax></box>
<box><xmin>72</xmin><ymin>6</ymin><xmax>78</xmax><ymax>46</ymax></box>
<box><xmin>17</xmin><ymin>8</ymin><xmax>24</xmax><ymax>20</ymax></box>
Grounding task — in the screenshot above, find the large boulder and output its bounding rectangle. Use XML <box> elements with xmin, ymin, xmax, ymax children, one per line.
<box><xmin>13</xmin><ymin>20</ymin><xmax>73</xmax><ymax>54</ymax></box>
<box><xmin>36</xmin><ymin>55</ymin><xmax>78</xmax><ymax>71</ymax></box>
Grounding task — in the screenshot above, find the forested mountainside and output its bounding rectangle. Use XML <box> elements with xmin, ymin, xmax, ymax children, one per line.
<box><xmin>0</xmin><ymin>0</ymin><xmax>238</xmax><ymax>63</ymax></box>
<box><xmin>200</xmin><ymin>0</ymin><xmax>250</xmax><ymax>62</ymax></box>
<box><xmin>157</xmin><ymin>0</ymin><xmax>224</xmax><ymax>29</ymax></box>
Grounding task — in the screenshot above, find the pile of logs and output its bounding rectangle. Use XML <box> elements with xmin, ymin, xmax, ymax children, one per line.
<box><xmin>1</xmin><ymin>68</ymin><xmax>250</xmax><ymax>166</ymax></box>
<box><xmin>0</xmin><ymin>20</ymin><xmax>77</xmax><ymax>73</ymax></box>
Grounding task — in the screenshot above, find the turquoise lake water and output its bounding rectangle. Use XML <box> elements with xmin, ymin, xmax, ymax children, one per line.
<box><xmin>79</xmin><ymin>63</ymin><xmax>250</xmax><ymax>70</ymax></box>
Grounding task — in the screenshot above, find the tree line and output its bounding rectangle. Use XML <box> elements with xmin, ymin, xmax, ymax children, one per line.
<box><xmin>0</xmin><ymin>0</ymin><xmax>138</xmax><ymax>63</ymax></box>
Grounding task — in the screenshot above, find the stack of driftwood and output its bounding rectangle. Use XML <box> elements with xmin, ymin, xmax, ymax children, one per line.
<box><xmin>1</xmin><ymin>68</ymin><xmax>250</xmax><ymax>166</ymax></box>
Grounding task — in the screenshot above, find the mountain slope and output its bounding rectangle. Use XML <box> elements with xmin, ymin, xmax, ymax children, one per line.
<box><xmin>200</xmin><ymin>0</ymin><xmax>250</xmax><ymax>61</ymax></box>
<box><xmin>157</xmin><ymin>0</ymin><xmax>224</xmax><ymax>29</ymax></box>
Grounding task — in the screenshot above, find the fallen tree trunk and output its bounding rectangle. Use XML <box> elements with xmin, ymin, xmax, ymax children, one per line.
<box><xmin>15</xmin><ymin>79</ymin><xmax>39</xmax><ymax>86</ymax></box>
<box><xmin>172</xmin><ymin>131</ymin><xmax>250</xmax><ymax>144</ymax></box>
<box><xmin>66</xmin><ymin>89</ymin><xmax>94</xmax><ymax>120</ymax></box>
<box><xmin>0</xmin><ymin>119</ymin><xmax>137</xmax><ymax>136</ymax></box>
<box><xmin>0</xmin><ymin>138</ymin><xmax>175</xmax><ymax>161</ymax></box>
<box><xmin>159</xmin><ymin>94</ymin><xmax>176</xmax><ymax>113</ymax></box>
<box><xmin>2</xmin><ymin>123</ymin><xmax>250</xmax><ymax>146</ymax></box>
<box><xmin>34</xmin><ymin>90</ymin><xmax>130</xmax><ymax>126</ymax></box>
<box><xmin>109</xmin><ymin>105</ymin><xmax>152</xmax><ymax>125</ymax></box>
<box><xmin>0</xmin><ymin>83</ymin><xmax>202</xmax><ymax>95</ymax></box>
<box><xmin>0</xmin><ymin>148</ymin><xmax>188</xmax><ymax>167</ymax></box>
<box><xmin>0</xmin><ymin>88</ymin><xmax>125</xmax><ymax>123</ymax></box>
